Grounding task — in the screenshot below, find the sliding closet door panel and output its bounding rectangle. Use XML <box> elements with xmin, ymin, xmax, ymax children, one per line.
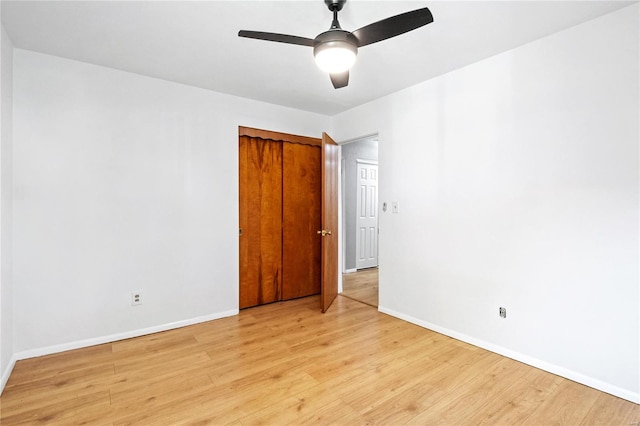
<box><xmin>282</xmin><ymin>142</ymin><xmax>322</xmax><ymax>300</ymax></box>
<box><xmin>239</xmin><ymin>136</ymin><xmax>283</xmax><ymax>309</ymax></box>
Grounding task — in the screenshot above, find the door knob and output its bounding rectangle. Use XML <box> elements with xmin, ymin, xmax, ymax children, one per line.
<box><xmin>317</xmin><ymin>230</ymin><xmax>332</xmax><ymax>237</ymax></box>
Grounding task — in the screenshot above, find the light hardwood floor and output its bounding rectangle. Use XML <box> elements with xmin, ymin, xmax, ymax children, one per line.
<box><xmin>1</xmin><ymin>295</ymin><xmax>638</xmax><ymax>425</ymax></box>
<box><xmin>342</xmin><ymin>268</ymin><xmax>378</xmax><ymax>307</ymax></box>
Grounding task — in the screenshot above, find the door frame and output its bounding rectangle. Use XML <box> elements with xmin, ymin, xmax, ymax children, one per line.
<box><xmin>238</xmin><ymin>126</ymin><xmax>339</xmax><ymax>312</ymax></box>
<box><xmin>238</xmin><ymin>126</ymin><xmax>322</xmax><ymax>309</ymax></box>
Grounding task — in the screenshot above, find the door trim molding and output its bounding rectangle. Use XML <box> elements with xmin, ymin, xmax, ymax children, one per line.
<box><xmin>239</xmin><ymin>126</ymin><xmax>321</xmax><ymax>147</ymax></box>
<box><xmin>355</xmin><ymin>159</ymin><xmax>379</xmax><ymax>166</ymax></box>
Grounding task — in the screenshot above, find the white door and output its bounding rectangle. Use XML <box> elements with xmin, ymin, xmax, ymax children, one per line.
<box><xmin>356</xmin><ymin>161</ymin><xmax>378</xmax><ymax>269</ymax></box>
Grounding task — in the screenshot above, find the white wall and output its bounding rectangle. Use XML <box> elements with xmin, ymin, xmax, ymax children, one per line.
<box><xmin>0</xmin><ymin>22</ymin><xmax>14</xmax><ymax>392</ymax></box>
<box><xmin>332</xmin><ymin>5</ymin><xmax>639</xmax><ymax>403</ymax></box>
<box><xmin>12</xmin><ymin>49</ymin><xmax>329</xmax><ymax>356</ymax></box>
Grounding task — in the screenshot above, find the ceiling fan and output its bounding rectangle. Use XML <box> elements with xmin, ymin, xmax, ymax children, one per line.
<box><xmin>238</xmin><ymin>0</ymin><xmax>434</xmax><ymax>89</ymax></box>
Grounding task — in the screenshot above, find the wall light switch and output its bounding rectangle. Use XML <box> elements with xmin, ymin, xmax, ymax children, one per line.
<box><xmin>392</xmin><ymin>201</ymin><xmax>399</xmax><ymax>213</ymax></box>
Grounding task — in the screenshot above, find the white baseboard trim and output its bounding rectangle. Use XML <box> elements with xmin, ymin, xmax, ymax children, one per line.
<box><xmin>344</xmin><ymin>268</ymin><xmax>357</xmax><ymax>274</ymax></box>
<box><xmin>378</xmin><ymin>305</ymin><xmax>640</xmax><ymax>405</ymax></box>
<box><xmin>0</xmin><ymin>354</ymin><xmax>17</xmax><ymax>395</ymax></box>
<box><xmin>13</xmin><ymin>309</ymin><xmax>239</xmax><ymax>362</ymax></box>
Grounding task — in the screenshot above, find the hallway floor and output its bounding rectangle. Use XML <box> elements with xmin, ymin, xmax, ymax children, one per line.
<box><xmin>341</xmin><ymin>268</ymin><xmax>378</xmax><ymax>307</ymax></box>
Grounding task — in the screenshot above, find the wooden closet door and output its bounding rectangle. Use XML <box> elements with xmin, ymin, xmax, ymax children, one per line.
<box><xmin>239</xmin><ymin>136</ymin><xmax>283</xmax><ymax>309</ymax></box>
<box><xmin>282</xmin><ymin>142</ymin><xmax>322</xmax><ymax>300</ymax></box>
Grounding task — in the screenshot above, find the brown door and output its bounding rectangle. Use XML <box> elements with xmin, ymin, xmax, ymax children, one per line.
<box><xmin>282</xmin><ymin>142</ymin><xmax>322</xmax><ymax>300</ymax></box>
<box><xmin>320</xmin><ymin>132</ymin><xmax>339</xmax><ymax>313</ymax></box>
<box><xmin>239</xmin><ymin>136</ymin><xmax>283</xmax><ymax>308</ymax></box>
<box><xmin>239</xmin><ymin>127</ymin><xmax>323</xmax><ymax>309</ymax></box>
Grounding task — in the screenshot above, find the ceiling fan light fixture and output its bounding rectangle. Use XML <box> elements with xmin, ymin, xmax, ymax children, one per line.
<box><xmin>314</xmin><ymin>40</ymin><xmax>357</xmax><ymax>74</ymax></box>
<box><xmin>239</xmin><ymin>1</ymin><xmax>433</xmax><ymax>89</ymax></box>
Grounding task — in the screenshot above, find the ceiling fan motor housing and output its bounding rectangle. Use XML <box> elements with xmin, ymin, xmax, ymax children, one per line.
<box><xmin>313</xmin><ymin>29</ymin><xmax>359</xmax><ymax>58</ymax></box>
<box><xmin>324</xmin><ymin>0</ymin><xmax>346</xmax><ymax>12</ymax></box>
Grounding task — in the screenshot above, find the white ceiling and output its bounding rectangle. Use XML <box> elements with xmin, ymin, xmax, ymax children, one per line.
<box><xmin>1</xmin><ymin>0</ymin><xmax>635</xmax><ymax>115</ymax></box>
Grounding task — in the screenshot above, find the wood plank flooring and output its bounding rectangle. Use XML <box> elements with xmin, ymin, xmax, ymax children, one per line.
<box><xmin>341</xmin><ymin>268</ymin><xmax>378</xmax><ymax>307</ymax></box>
<box><xmin>1</xmin><ymin>295</ymin><xmax>638</xmax><ymax>425</ymax></box>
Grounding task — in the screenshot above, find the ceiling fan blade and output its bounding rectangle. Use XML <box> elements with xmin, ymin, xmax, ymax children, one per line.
<box><xmin>238</xmin><ymin>30</ymin><xmax>315</xmax><ymax>47</ymax></box>
<box><xmin>352</xmin><ymin>7</ymin><xmax>433</xmax><ymax>47</ymax></box>
<box><xmin>330</xmin><ymin>71</ymin><xmax>349</xmax><ymax>89</ymax></box>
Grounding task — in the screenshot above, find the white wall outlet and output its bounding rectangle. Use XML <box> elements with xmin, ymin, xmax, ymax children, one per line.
<box><xmin>499</xmin><ymin>307</ymin><xmax>506</xmax><ymax>318</ymax></box>
<box><xmin>131</xmin><ymin>291</ymin><xmax>142</xmax><ymax>306</ymax></box>
<box><xmin>392</xmin><ymin>201</ymin><xmax>400</xmax><ymax>213</ymax></box>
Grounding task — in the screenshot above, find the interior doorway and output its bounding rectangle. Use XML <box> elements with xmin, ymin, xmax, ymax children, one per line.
<box><xmin>340</xmin><ymin>135</ymin><xmax>379</xmax><ymax>307</ymax></box>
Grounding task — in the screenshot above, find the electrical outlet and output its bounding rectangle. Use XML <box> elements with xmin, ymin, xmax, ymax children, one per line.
<box><xmin>499</xmin><ymin>307</ymin><xmax>506</xmax><ymax>318</ymax></box>
<box><xmin>132</xmin><ymin>291</ymin><xmax>142</xmax><ymax>306</ymax></box>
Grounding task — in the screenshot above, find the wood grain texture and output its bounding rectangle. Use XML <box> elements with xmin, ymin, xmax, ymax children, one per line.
<box><xmin>2</xmin><ymin>295</ymin><xmax>638</xmax><ymax>425</ymax></box>
<box><xmin>321</xmin><ymin>132</ymin><xmax>339</xmax><ymax>312</ymax></box>
<box><xmin>239</xmin><ymin>136</ymin><xmax>283</xmax><ymax>308</ymax></box>
<box><xmin>240</xmin><ymin>129</ymin><xmax>324</xmax><ymax>308</ymax></box>
<box><xmin>282</xmin><ymin>142</ymin><xmax>322</xmax><ymax>300</ymax></box>
<box><xmin>342</xmin><ymin>267</ymin><xmax>378</xmax><ymax>307</ymax></box>
<box><xmin>239</xmin><ymin>126</ymin><xmax>321</xmax><ymax>147</ymax></box>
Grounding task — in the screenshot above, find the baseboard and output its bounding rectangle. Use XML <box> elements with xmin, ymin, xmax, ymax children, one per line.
<box><xmin>0</xmin><ymin>354</ymin><xmax>17</xmax><ymax>395</ymax></box>
<box><xmin>344</xmin><ymin>268</ymin><xmax>357</xmax><ymax>274</ymax></box>
<box><xmin>378</xmin><ymin>305</ymin><xmax>640</xmax><ymax>405</ymax></box>
<box><xmin>13</xmin><ymin>309</ymin><xmax>239</xmax><ymax>362</ymax></box>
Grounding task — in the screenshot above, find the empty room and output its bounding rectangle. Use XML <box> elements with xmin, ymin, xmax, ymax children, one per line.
<box><xmin>0</xmin><ymin>0</ymin><xmax>639</xmax><ymax>424</ymax></box>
